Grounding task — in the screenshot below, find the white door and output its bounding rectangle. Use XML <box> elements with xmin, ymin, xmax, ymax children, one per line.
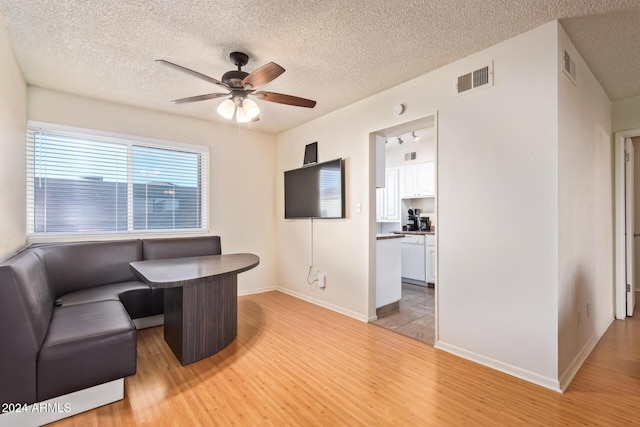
<box><xmin>625</xmin><ymin>138</ymin><xmax>636</xmax><ymax>316</ymax></box>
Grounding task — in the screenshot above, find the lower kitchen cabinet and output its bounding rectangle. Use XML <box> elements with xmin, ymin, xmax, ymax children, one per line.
<box><xmin>426</xmin><ymin>234</ymin><xmax>436</xmax><ymax>284</ymax></box>
<box><xmin>376</xmin><ymin>236</ymin><xmax>402</xmax><ymax>308</ymax></box>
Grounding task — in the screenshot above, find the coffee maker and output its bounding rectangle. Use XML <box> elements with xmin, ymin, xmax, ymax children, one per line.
<box><xmin>419</xmin><ymin>216</ymin><xmax>431</xmax><ymax>231</ymax></box>
<box><xmin>407</xmin><ymin>208</ymin><xmax>420</xmax><ymax>231</ymax></box>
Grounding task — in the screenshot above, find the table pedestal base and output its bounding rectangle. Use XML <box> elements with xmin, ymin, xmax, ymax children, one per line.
<box><xmin>163</xmin><ymin>273</ymin><xmax>238</xmax><ymax>365</ymax></box>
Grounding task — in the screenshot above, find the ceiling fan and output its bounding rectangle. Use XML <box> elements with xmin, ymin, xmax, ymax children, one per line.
<box><xmin>156</xmin><ymin>51</ymin><xmax>317</xmax><ymax>123</ymax></box>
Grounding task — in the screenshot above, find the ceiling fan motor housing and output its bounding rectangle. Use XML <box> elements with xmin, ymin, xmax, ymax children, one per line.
<box><xmin>222</xmin><ymin>70</ymin><xmax>250</xmax><ymax>88</ymax></box>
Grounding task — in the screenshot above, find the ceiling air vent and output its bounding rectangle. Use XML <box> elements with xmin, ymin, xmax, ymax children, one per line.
<box><xmin>563</xmin><ymin>50</ymin><xmax>577</xmax><ymax>85</ymax></box>
<box><xmin>404</xmin><ymin>152</ymin><xmax>417</xmax><ymax>161</ymax></box>
<box><xmin>456</xmin><ymin>62</ymin><xmax>493</xmax><ymax>96</ymax></box>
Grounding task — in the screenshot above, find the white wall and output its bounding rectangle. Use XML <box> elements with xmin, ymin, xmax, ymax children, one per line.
<box><xmin>612</xmin><ymin>95</ymin><xmax>640</xmax><ymax>132</ymax></box>
<box><xmin>0</xmin><ymin>14</ymin><xmax>27</xmax><ymax>260</ymax></box>
<box><xmin>27</xmin><ymin>87</ymin><xmax>277</xmax><ymax>294</ymax></box>
<box><xmin>633</xmin><ymin>137</ymin><xmax>640</xmax><ymax>292</ymax></box>
<box><xmin>437</xmin><ymin>23</ymin><xmax>558</xmax><ymax>389</ymax></box>
<box><xmin>276</xmin><ymin>22</ymin><xmax>561</xmax><ymax>387</ymax></box>
<box><xmin>556</xmin><ymin>23</ymin><xmax>613</xmax><ymax>389</ymax></box>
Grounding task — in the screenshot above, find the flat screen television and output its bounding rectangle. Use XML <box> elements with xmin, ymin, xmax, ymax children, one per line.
<box><xmin>284</xmin><ymin>158</ymin><xmax>345</xmax><ymax>219</ymax></box>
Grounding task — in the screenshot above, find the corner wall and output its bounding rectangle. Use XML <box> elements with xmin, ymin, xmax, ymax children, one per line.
<box><xmin>613</xmin><ymin>95</ymin><xmax>640</xmax><ymax>132</ymax></box>
<box><xmin>276</xmin><ymin>21</ymin><xmax>560</xmax><ymax>386</ymax></box>
<box><xmin>27</xmin><ymin>87</ymin><xmax>277</xmax><ymax>294</ymax></box>
<box><xmin>556</xmin><ymin>23</ymin><xmax>613</xmax><ymax>389</ymax></box>
<box><xmin>0</xmin><ymin>13</ymin><xmax>26</xmax><ymax>260</ymax></box>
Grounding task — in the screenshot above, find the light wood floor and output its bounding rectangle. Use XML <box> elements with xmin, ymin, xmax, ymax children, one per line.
<box><xmin>52</xmin><ymin>291</ymin><xmax>640</xmax><ymax>426</ymax></box>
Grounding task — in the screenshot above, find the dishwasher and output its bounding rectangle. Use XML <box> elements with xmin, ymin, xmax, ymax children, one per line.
<box><xmin>401</xmin><ymin>234</ymin><xmax>426</xmax><ymax>283</ymax></box>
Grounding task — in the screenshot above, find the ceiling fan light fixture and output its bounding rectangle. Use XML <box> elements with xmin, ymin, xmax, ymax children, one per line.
<box><xmin>235</xmin><ymin>105</ymin><xmax>252</xmax><ymax>123</ymax></box>
<box><xmin>242</xmin><ymin>98</ymin><xmax>260</xmax><ymax>119</ymax></box>
<box><xmin>158</xmin><ymin>51</ymin><xmax>316</xmax><ymax>125</ymax></box>
<box><xmin>217</xmin><ymin>98</ymin><xmax>235</xmax><ymax>119</ymax></box>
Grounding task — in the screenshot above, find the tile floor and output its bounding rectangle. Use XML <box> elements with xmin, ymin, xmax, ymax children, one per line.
<box><xmin>372</xmin><ymin>283</ymin><xmax>435</xmax><ymax>345</ymax></box>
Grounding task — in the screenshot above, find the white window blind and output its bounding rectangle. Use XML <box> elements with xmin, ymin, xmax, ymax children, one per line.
<box><xmin>26</xmin><ymin>123</ymin><xmax>209</xmax><ymax>236</ymax></box>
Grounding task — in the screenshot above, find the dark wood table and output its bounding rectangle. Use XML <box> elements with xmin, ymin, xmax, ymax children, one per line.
<box><xmin>130</xmin><ymin>253</ymin><xmax>259</xmax><ymax>365</ymax></box>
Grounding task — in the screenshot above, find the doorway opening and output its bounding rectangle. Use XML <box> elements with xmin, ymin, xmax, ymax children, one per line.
<box><xmin>369</xmin><ymin>113</ymin><xmax>438</xmax><ymax>345</ymax></box>
<box><xmin>614</xmin><ymin>129</ymin><xmax>640</xmax><ymax>319</ymax></box>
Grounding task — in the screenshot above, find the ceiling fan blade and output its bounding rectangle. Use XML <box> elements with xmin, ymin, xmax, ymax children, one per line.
<box><xmin>171</xmin><ymin>93</ymin><xmax>229</xmax><ymax>104</ymax></box>
<box><xmin>242</xmin><ymin>62</ymin><xmax>285</xmax><ymax>90</ymax></box>
<box><xmin>156</xmin><ymin>59</ymin><xmax>229</xmax><ymax>90</ymax></box>
<box><xmin>254</xmin><ymin>91</ymin><xmax>316</xmax><ymax>108</ymax></box>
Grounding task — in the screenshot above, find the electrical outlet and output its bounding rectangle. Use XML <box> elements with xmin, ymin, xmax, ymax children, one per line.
<box><xmin>318</xmin><ymin>273</ymin><xmax>326</xmax><ymax>289</ymax></box>
<box><xmin>586</xmin><ymin>303</ymin><xmax>591</xmax><ymax>317</ymax></box>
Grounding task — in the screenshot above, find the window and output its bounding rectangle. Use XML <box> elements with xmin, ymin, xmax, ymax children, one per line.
<box><xmin>26</xmin><ymin>122</ymin><xmax>208</xmax><ymax>236</ymax></box>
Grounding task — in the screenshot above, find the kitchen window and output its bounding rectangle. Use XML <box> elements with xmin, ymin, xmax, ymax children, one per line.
<box><xmin>26</xmin><ymin>122</ymin><xmax>209</xmax><ymax>237</ymax></box>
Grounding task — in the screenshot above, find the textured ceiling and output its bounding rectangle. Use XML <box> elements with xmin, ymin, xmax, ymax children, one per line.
<box><xmin>0</xmin><ymin>1</ymin><xmax>638</xmax><ymax>134</ymax></box>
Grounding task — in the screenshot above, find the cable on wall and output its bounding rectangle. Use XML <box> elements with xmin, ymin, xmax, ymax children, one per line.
<box><xmin>307</xmin><ymin>218</ymin><xmax>318</xmax><ymax>288</ymax></box>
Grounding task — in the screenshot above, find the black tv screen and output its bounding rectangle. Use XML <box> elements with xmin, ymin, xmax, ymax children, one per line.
<box><xmin>284</xmin><ymin>158</ymin><xmax>345</xmax><ymax>219</ymax></box>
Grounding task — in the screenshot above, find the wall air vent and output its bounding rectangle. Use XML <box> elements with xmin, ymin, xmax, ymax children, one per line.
<box><xmin>563</xmin><ymin>50</ymin><xmax>577</xmax><ymax>85</ymax></box>
<box><xmin>457</xmin><ymin>73</ymin><xmax>472</xmax><ymax>93</ymax></box>
<box><xmin>456</xmin><ymin>62</ymin><xmax>493</xmax><ymax>96</ymax></box>
<box><xmin>404</xmin><ymin>152</ymin><xmax>417</xmax><ymax>161</ymax></box>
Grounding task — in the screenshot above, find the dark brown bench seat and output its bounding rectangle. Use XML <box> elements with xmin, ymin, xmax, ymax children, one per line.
<box><xmin>0</xmin><ymin>235</ymin><xmax>222</xmax><ymax>425</ymax></box>
<box><xmin>37</xmin><ymin>300</ymin><xmax>137</xmax><ymax>402</ymax></box>
<box><xmin>56</xmin><ymin>281</ymin><xmax>152</xmax><ymax>319</ymax></box>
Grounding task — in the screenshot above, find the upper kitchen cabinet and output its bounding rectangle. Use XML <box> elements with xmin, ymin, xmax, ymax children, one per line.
<box><xmin>400</xmin><ymin>162</ymin><xmax>435</xmax><ymax>198</ymax></box>
<box><xmin>375</xmin><ymin>135</ymin><xmax>386</xmax><ymax>188</ymax></box>
<box><xmin>376</xmin><ymin>168</ymin><xmax>400</xmax><ymax>222</ymax></box>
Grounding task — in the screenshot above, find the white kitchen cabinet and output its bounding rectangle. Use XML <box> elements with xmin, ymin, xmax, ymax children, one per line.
<box><xmin>375</xmin><ymin>135</ymin><xmax>385</xmax><ymax>188</ymax></box>
<box><xmin>426</xmin><ymin>234</ymin><xmax>436</xmax><ymax>284</ymax></box>
<box><xmin>400</xmin><ymin>162</ymin><xmax>435</xmax><ymax>198</ymax></box>
<box><xmin>376</xmin><ymin>236</ymin><xmax>402</xmax><ymax>308</ymax></box>
<box><xmin>376</xmin><ymin>168</ymin><xmax>400</xmax><ymax>222</ymax></box>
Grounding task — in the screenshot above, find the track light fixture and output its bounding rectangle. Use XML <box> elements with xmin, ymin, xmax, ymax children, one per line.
<box><xmin>411</xmin><ymin>131</ymin><xmax>420</xmax><ymax>141</ymax></box>
<box><xmin>397</xmin><ymin>136</ymin><xmax>404</xmax><ymax>145</ymax></box>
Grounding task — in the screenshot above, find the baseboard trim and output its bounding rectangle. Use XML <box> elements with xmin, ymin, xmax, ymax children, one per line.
<box><xmin>238</xmin><ymin>286</ymin><xmax>278</xmax><ymax>296</ymax></box>
<box><xmin>558</xmin><ymin>316</ymin><xmax>614</xmax><ymax>392</ymax></box>
<box><xmin>434</xmin><ymin>341</ymin><xmax>562</xmax><ymax>393</ymax></box>
<box><xmin>276</xmin><ymin>288</ymin><xmax>369</xmax><ymax>322</ymax></box>
<box><xmin>0</xmin><ymin>378</ymin><xmax>123</xmax><ymax>427</ymax></box>
<box><xmin>133</xmin><ymin>314</ymin><xmax>164</xmax><ymax>329</ymax></box>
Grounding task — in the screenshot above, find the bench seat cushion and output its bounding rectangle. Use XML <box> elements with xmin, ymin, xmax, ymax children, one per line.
<box><xmin>59</xmin><ymin>281</ymin><xmax>152</xmax><ymax>319</ymax></box>
<box><xmin>37</xmin><ymin>301</ymin><xmax>136</xmax><ymax>402</ymax></box>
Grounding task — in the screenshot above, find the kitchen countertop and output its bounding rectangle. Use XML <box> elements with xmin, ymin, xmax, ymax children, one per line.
<box><xmin>391</xmin><ymin>230</ymin><xmax>435</xmax><ymax>236</ymax></box>
<box><xmin>376</xmin><ymin>233</ymin><xmax>406</xmax><ymax>240</ymax></box>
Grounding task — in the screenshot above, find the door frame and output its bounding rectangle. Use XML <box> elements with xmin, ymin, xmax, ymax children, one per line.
<box><xmin>614</xmin><ymin>128</ymin><xmax>640</xmax><ymax>319</ymax></box>
<box><xmin>369</xmin><ymin>112</ymin><xmax>438</xmax><ymax>326</ymax></box>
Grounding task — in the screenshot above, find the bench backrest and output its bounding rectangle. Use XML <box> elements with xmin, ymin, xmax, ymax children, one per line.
<box><xmin>35</xmin><ymin>240</ymin><xmax>143</xmax><ymax>297</ymax></box>
<box><xmin>142</xmin><ymin>236</ymin><xmax>221</xmax><ymax>260</ymax></box>
<box><xmin>0</xmin><ymin>249</ymin><xmax>53</xmax><ymax>405</ymax></box>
